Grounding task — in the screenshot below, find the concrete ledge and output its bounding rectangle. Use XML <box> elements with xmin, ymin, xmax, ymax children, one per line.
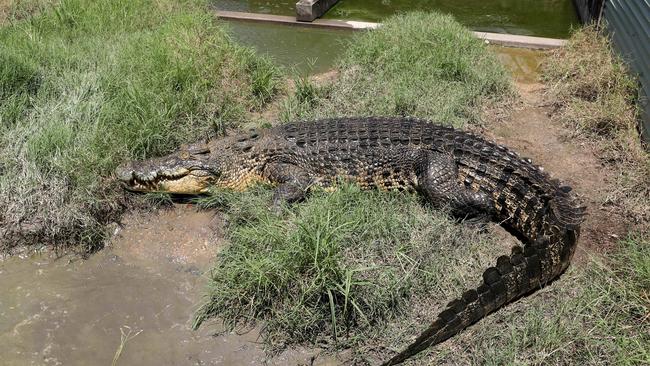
<box><xmin>216</xmin><ymin>10</ymin><xmax>379</xmax><ymax>30</ymax></box>
<box><xmin>472</xmin><ymin>32</ymin><xmax>566</xmax><ymax>49</ymax></box>
<box><xmin>215</xmin><ymin>11</ymin><xmax>566</xmax><ymax>49</ymax></box>
<box><xmin>296</xmin><ymin>0</ymin><xmax>340</xmax><ymax>22</ymax></box>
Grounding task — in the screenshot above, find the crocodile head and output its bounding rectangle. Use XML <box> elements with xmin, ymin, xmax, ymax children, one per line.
<box><xmin>116</xmin><ymin>142</ymin><xmax>218</xmax><ymax>194</ymax></box>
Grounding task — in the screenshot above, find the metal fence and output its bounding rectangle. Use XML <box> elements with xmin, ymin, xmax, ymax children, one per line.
<box><xmin>574</xmin><ymin>0</ymin><xmax>650</xmax><ymax>142</ymax></box>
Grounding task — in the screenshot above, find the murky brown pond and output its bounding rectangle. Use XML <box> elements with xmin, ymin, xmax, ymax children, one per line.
<box><xmin>0</xmin><ymin>205</ymin><xmax>324</xmax><ymax>366</ymax></box>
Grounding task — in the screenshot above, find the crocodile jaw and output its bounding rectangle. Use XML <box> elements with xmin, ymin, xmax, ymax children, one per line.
<box><xmin>117</xmin><ymin>159</ymin><xmax>217</xmax><ymax>195</ymax></box>
<box><xmin>119</xmin><ymin>169</ymin><xmax>215</xmax><ymax>194</ymax></box>
<box><xmin>116</xmin><ymin>140</ymin><xmax>220</xmax><ymax>195</ymax></box>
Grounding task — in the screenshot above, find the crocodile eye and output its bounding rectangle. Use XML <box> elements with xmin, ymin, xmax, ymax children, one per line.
<box><xmin>188</xmin><ymin>144</ymin><xmax>210</xmax><ymax>155</ymax></box>
<box><xmin>190</xmin><ymin>147</ymin><xmax>210</xmax><ymax>155</ymax></box>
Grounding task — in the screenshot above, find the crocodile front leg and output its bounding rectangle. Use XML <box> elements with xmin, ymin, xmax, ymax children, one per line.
<box><xmin>263</xmin><ymin>162</ymin><xmax>314</xmax><ymax>208</ymax></box>
<box><xmin>417</xmin><ymin>151</ymin><xmax>493</xmax><ymax>220</ymax></box>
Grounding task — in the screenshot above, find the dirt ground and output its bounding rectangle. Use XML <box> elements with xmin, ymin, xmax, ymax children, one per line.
<box><xmin>484</xmin><ymin>81</ymin><xmax>629</xmax><ymax>257</ymax></box>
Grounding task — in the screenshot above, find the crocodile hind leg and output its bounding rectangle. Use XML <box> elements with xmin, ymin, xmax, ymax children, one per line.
<box><xmin>263</xmin><ymin>163</ymin><xmax>314</xmax><ymax>209</ymax></box>
<box><xmin>417</xmin><ymin>151</ymin><xmax>493</xmax><ymax>221</ymax></box>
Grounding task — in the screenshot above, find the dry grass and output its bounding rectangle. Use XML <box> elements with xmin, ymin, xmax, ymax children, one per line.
<box><xmin>0</xmin><ymin>0</ymin><xmax>57</xmax><ymax>25</ymax></box>
<box><xmin>543</xmin><ymin>25</ymin><xmax>637</xmax><ymax>137</ymax></box>
<box><xmin>543</xmin><ymin>25</ymin><xmax>650</xmax><ymax>230</ymax></box>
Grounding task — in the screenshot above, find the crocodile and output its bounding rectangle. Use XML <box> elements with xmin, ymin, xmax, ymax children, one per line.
<box><xmin>117</xmin><ymin>117</ymin><xmax>585</xmax><ymax>365</ymax></box>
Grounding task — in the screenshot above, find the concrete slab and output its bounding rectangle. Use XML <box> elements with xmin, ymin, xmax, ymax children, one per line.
<box><xmin>214</xmin><ymin>11</ymin><xmax>566</xmax><ymax>49</ymax></box>
<box><xmin>215</xmin><ymin>10</ymin><xmax>379</xmax><ymax>30</ymax></box>
<box><xmin>472</xmin><ymin>32</ymin><xmax>567</xmax><ymax>49</ymax></box>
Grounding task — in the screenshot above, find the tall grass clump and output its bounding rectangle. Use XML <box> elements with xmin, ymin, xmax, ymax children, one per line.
<box><xmin>543</xmin><ymin>25</ymin><xmax>649</xmax><ymax>229</ymax></box>
<box><xmin>0</xmin><ymin>0</ymin><xmax>283</xmax><ymax>252</ymax></box>
<box><xmin>193</xmin><ymin>185</ymin><xmax>501</xmax><ymax>353</ymax></box>
<box><xmin>281</xmin><ymin>12</ymin><xmax>512</xmax><ymax>127</ymax></box>
<box><xmin>543</xmin><ymin>25</ymin><xmax>637</xmax><ymax>138</ymax></box>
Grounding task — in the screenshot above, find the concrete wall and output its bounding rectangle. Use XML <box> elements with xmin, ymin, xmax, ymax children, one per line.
<box><xmin>296</xmin><ymin>0</ymin><xmax>340</xmax><ymax>22</ymax></box>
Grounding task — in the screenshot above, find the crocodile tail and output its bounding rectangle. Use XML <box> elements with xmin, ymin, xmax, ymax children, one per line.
<box><xmin>382</xmin><ymin>187</ymin><xmax>585</xmax><ymax>366</ymax></box>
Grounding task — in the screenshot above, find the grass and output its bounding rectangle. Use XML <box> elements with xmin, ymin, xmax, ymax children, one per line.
<box><xmin>0</xmin><ymin>0</ymin><xmax>283</xmax><ymax>252</ymax></box>
<box><xmin>280</xmin><ymin>12</ymin><xmax>513</xmax><ymax>128</ymax></box>
<box><xmin>0</xmin><ymin>0</ymin><xmax>56</xmax><ymax>25</ymax></box>
<box><xmin>111</xmin><ymin>326</ymin><xmax>142</xmax><ymax>366</ymax></box>
<box><xmin>193</xmin><ymin>185</ymin><xmax>504</xmax><ymax>354</ymax></box>
<box><xmin>195</xmin><ymin>187</ymin><xmax>649</xmax><ymax>364</ymax></box>
<box><xmin>542</xmin><ymin>25</ymin><xmax>649</xmax><ymax>229</ymax></box>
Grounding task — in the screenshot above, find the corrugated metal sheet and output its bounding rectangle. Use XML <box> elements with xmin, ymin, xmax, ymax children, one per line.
<box><xmin>573</xmin><ymin>0</ymin><xmax>605</xmax><ymax>22</ymax></box>
<box><xmin>602</xmin><ymin>0</ymin><xmax>650</xmax><ymax>141</ymax></box>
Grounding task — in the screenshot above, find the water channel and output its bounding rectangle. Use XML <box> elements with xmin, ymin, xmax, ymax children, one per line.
<box><xmin>225</xmin><ymin>19</ymin><xmax>545</xmax><ymax>82</ymax></box>
<box><xmin>215</xmin><ymin>0</ymin><xmax>579</xmax><ymax>38</ymax></box>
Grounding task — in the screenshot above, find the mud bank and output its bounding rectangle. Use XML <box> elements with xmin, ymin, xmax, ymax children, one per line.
<box><xmin>0</xmin><ymin>205</ymin><xmax>325</xmax><ymax>365</ymax></box>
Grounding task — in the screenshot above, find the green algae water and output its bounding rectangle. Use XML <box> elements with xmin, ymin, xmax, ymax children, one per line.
<box><xmin>224</xmin><ymin>20</ymin><xmax>544</xmax><ymax>80</ymax></box>
<box><xmin>215</xmin><ymin>0</ymin><xmax>579</xmax><ymax>38</ymax></box>
<box><xmin>218</xmin><ymin>0</ymin><xmax>576</xmax><ymax>74</ymax></box>
<box><xmin>225</xmin><ymin>21</ymin><xmax>355</xmax><ymax>75</ymax></box>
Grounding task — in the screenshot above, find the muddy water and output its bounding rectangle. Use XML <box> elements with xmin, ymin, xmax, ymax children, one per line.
<box><xmin>0</xmin><ymin>205</ymin><xmax>321</xmax><ymax>366</ymax></box>
<box><xmin>215</xmin><ymin>0</ymin><xmax>579</xmax><ymax>38</ymax></box>
<box><xmin>493</xmin><ymin>46</ymin><xmax>544</xmax><ymax>84</ymax></box>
